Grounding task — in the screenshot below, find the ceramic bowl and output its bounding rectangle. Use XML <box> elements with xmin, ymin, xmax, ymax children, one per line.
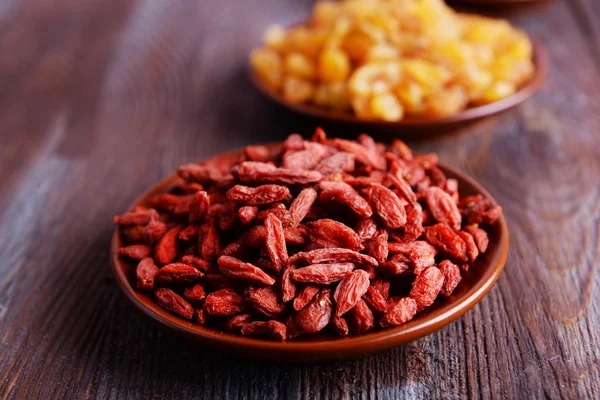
<box><xmin>250</xmin><ymin>40</ymin><xmax>547</xmax><ymax>139</ymax></box>
<box><xmin>111</xmin><ymin>146</ymin><xmax>509</xmax><ymax>362</ymax></box>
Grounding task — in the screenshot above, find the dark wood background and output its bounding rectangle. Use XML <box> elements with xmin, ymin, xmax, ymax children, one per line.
<box><xmin>1</xmin><ymin>0</ymin><xmax>599</xmax><ymax>398</ymax></box>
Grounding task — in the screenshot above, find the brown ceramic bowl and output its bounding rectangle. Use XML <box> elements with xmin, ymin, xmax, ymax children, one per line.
<box><xmin>251</xmin><ymin>40</ymin><xmax>547</xmax><ymax>139</ymax></box>
<box><xmin>111</xmin><ymin>145</ymin><xmax>509</xmax><ymax>362</ymax></box>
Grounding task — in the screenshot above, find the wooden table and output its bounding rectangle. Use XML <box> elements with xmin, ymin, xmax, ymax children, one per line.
<box><xmin>1</xmin><ymin>0</ymin><xmax>599</xmax><ymax>398</ymax></box>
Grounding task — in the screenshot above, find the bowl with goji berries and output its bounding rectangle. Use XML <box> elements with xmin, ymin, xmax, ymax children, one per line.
<box><xmin>111</xmin><ymin>128</ymin><xmax>508</xmax><ymax>362</ymax></box>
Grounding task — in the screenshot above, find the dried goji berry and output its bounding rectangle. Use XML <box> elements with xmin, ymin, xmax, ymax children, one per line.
<box><xmin>292</xmin><ymin>248</ymin><xmax>378</xmax><ymax>268</ymax></box>
<box><xmin>136</xmin><ymin>258</ymin><xmax>158</xmax><ymax>290</ymax></box>
<box><xmin>464</xmin><ymin>224</ymin><xmax>490</xmax><ymax>253</ymax></box>
<box><xmin>199</xmin><ymin>220</ymin><xmax>221</xmax><ymax>260</ymax></box>
<box><xmin>288</xmin><ymin>188</ymin><xmax>318</xmax><ymax>227</ymax></box>
<box><xmin>183</xmin><ymin>283</ymin><xmax>206</xmax><ymax>306</ymax></box>
<box><xmin>156</xmin><ymin>263</ymin><xmax>204</xmax><ymax>286</ymax></box>
<box><xmin>218</xmin><ymin>256</ymin><xmax>275</xmax><ymax>285</ymax></box>
<box><xmin>332</xmin><ymin>315</ymin><xmax>349</xmax><ymax>336</ymax></box>
<box><xmin>316</xmin><ymin>152</ymin><xmax>355</xmax><ymax>176</ymax></box>
<box><xmin>246</xmin><ymin>286</ymin><xmax>286</xmax><ymax>318</ymax></box>
<box><xmin>438</xmin><ymin>260</ymin><xmax>462</xmax><ymax>296</ymax></box>
<box><xmin>379</xmin><ymin>254</ymin><xmax>411</xmax><ymax>277</ymax></box>
<box><xmin>177</xmin><ymin>224</ymin><xmax>199</xmax><ymax>242</ymax></box>
<box><xmin>237</xmin><ymin>161</ymin><xmax>322</xmax><ymax>185</ymax></box>
<box><xmin>188</xmin><ymin>191</ymin><xmax>210</xmax><ymax>223</ymax></box>
<box><xmin>225</xmin><ymin>313</ymin><xmax>253</xmax><ymax>332</ymax></box>
<box><xmin>333</xmin><ymin>138</ymin><xmax>386</xmax><ymax>170</ymax></box>
<box><xmin>119</xmin><ymin>244</ymin><xmax>152</xmax><ymax>260</ymax></box>
<box><xmin>306</xmin><ymin>219</ymin><xmax>363</xmax><ymax>251</ymax></box>
<box><xmin>380</xmin><ymin>297</ymin><xmax>417</xmax><ymax>327</ymax></box>
<box><xmin>369</xmin><ymin>183</ymin><xmax>407</xmax><ymax>229</ymax></box>
<box><xmin>238</xmin><ymin>206</ymin><xmax>259</xmax><ymax>225</ymax></box>
<box><xmin>334</xmin><ymin>270</ymin><xmax>370</xmax><ymax>317</ymax></box>
<box><xmin>355</xmin><ymin>218</ymin><xmax>378</xmax><ymax>242</ymax></box>
<box><xmin>296</xmin><ymin>288</ymin><xmax>333</xmax><ymax>334</ymax></box>
<box><xmin>154</xmin><ymin>226</ymin><xmax>181</xmax><ymax>264</ymax></box>
<box><xmin>319</xmin><ymin>188</ymin><xmax>373</xmax><ymax>219</ymax></box>
<box><xmin>293</xmin><ymin>284</ymin><xmax>320</xmax><ymax>311</ymax></box>
<box><xmin>291</xmin><ymin>262</ymin><xmax>355</xmax><ymax>284</ymax></box>
<box><xmin>155</xmin><ymin>288</ymin><xmax>194</xmax><ymax>319</ymax></box>
<box><xmin>226</xmin><ymin>184</ymin><xmax>291</xmax><ymax>206</ymax></box>
<box><xmin>409</xmin><ymin>266</ymin><xmax>444</xmax><ymax>311</ymax></box>
<box><xmin>424</xmin><ymin>223</ymin><xmax>467</xmax><ymax>262</ymax></box>
<box><xmin>144</xmin><ymin>219</ymin><xmax>168</xmax><ymax>244</ymax></box>
<box><xmin>114</xmin><ymin>208</ymin><xmax>158</xmax><ymax>226</ymax></box>
<box><xmin>265</xmin><ymin>214</ymin><xmax>288</xmax><ymax>272</ymax></box>
<box><xmin>457</xmin><ymin>231</ymin><xmax>479</xmax><ymax>262</ymax></box>
<box><xmin>347</xmin><ymin>299</ymin><xmax>375</xmax><ymax>333</ymax></box>
<box><xmin>204</xmin><ymin>289</ymin><xmax>243</xmax><ymax>316</ymax></box>
<box><xmin>241</xmin><ymin>321</ymin><xmax>287</xmax><ymax>341</ymax></box>
<box><xmin>424</xmin><ymin>187</ymin><xmax>462</xmax><ymax>230</ymax></box>
<box><xmin>363</xmin><ymin>229</ymin><xmax>389</xmax><ymax>264</ymax></box>
<box><xmin>362</xmin><ymin>285</ymin><xmax>388</xmax><ymax>313</ymax></box>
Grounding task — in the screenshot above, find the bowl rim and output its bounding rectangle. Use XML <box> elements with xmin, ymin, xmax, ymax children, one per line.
<box><xmin>250</xmin><ymin>39</ymin><xmax>548</xmax><ymax>128</ymax></box>
<box><xmin>110</xmin><ymin>147</ymin><xmax>509</xmax><ymax>357</ymax></box>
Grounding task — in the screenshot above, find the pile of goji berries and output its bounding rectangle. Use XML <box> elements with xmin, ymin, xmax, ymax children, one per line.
<box><xmin>114</xmin><ymin>129</ymin><xmax>501</xmax><ymax>341</ymax></box>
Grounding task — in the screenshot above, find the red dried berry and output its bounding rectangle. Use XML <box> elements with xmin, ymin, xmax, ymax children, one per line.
<box><xmin>355</xmin><ymin>218</ymin><xmax>378</xmax><ymax>242</ymax></box>
<box><xmin>183</xmin><ymin>284</ymin><xmax>207</xmax><ymax>306</ymax></box>
<box><xmin>241</xmin><ymin>321</ymin><xmax>287</xmax><ymax>341</ymax></box>
<box><xmin>218</xmin><ymin>256</ymin><xmax>275</xmax><ymax>285</ymax></box>
<box><xmin>291</xmin><ymin>262</ymin><xmax>355</xmax><ymax>284</ymax></box>
<box><xmin>237</xmin><ymin>161</ymin><xmax>322</xmax><ymax>185</ymax></box>
<box><xmin>136</xmin><ymin>258</ymin><xmax>159</xmax><ymax>290</ymax></box>
<box><xmin>423</xmin><ymin>223</ymin><xmax>467</xmax><ymax>262</ymax></box>
<box><xmin>180</xmin><ymin>255</ymin><xmax>212</xmax><ymax>272</ymax></box>
<box><xmin>154</xmin><ymin>288</ymin><xmax>194</xmax><ymax>319</ymax></box>
<box><xmin>334</xmin><ymin>270</ymin><xmax>370</xmax><ymax>317</ymax></box>
<box><xmin>319</xmin><ymin>188</ymin><xmax>373</xmax><ymax>219</ymax></box>
<box><xmin>347</xmin><ymin>299</ymin><xmax>375</xmax><ymax>333</ymax></box>
<box><xmin>293</xmin><ymin>284</ymin><xmax>320</xmax><ymax>311</ymax></box>
<box><xmin>189</xmin><ymin>191</ymin><xmax>210</xmax><ymax>223</ymax></box>
<box><xmin>438</xmin><ymin>260</ymin><xmax>462</xmax><ymax>296</ymax></box>
<box><xmin>204</xmin><ymin>289</ymin><xmax>243</xmax><ymax>316</ymax></box>
<box><xmin>178</xmin><ymin>224</ymin><xmax>199</xmax><ymax>242</ymax></box>
<box><xmin>363</xmin><ymin>229</ymin><xmax>389</xmax><ymax>264</ymax></box>
<box><xmin>199</xmin><ymin>220</ymin><xmax>221</xmax><ymax>260</ymax></box>
<box><xmin>317</xmin><ymin>152</ymin><xmax>356</xmax><ymax>178</ymax></box>
<box><xmin>409</xmin><ymin>266</ymin><xmax>445</xmax><ymax>311</ymax></box>
<box><xmin>119</xmin><ymin>244</ymin><xmax>152</xmax><ymax>260</ymax></box>
<box><xmin>380</xmin><ymin>297</ymin><xmax>417</xmax><ymax>327</ymax></box>
<box><xmin>306</xmin><ymin>219</ymin><xmax>363</xmax><ymax>251</ymax></box>
<box><xmin>155</xmin><ymin>263</ymin><xmax>204</xmax><ymax>286</ymax></box>
<box><xmin>363</xmin><ymin>286</ymin><xmax>388</xmax><ymax>313</ymax></box>
<box><xmin>114</xmin><ymin>209</ymin><xmax>159</xmax><ymax>226</ymax></box>
<box><xmin>265</xmin><ymin>214</ymin><xmax>288</xmax><ymax>272</ymax></box>
<box><xmin>246</xmin><ymin>286</ymin><xmax>286</xmax><ymax>318</ymax></box>
<box><xmin>369</xmin><ymin>183</ymin><xmax>407</xmax><ymax>229</ymax></box>
<box><xmin>379</xmin><ymin>254</ymin><xmax>411</xmax><ymax>277</ymax></box>
<box><xmin>296</xmin><ymin>288</ymin><xmax>333</xmax><ymax>334</ymax></box>
<box><xmin>464</xmin><ymin>224</ymin><xmax>490</xmax><ymax>253</ymax></box>
<box><xmin>424</xmin><ymin>187</ymin><xmax>462</xmax><ymax>231</ymax></box>
<box><xmin>154</xmin><ymin>226</ymin><xmax>181</xmax><ymax>264</ymax></box>
<box><xmin>144</xmin><ymin>219</ymin><xmax>168</xmax><ymax>244</ymax></box>
<box><xmin>332</xmin><ymin>315</ymin><xmax>350</xmax><ymax>336</ymax></box>
<box><xmin>291</xmin><ymin>248</ymin><xmax>378</xmax><ymax>269</ymax></box>
<box><xmin>288</xmin><ymin>188</ymin><xmax>318</xmax><ymax>227</ymax></box>
<box><xmin>225</xmin><ymin>313</ymin><xmax>253</xmax><ymax>332</ymax></box>
<box><xmin>457</xmin><ymin>231</ymin><xmax>479</xmax><ymax>262</ymax></box>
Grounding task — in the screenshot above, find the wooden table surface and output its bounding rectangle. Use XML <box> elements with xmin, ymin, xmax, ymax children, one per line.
<box><xmin>1</xmin><ymin>0</ymin><xmax>599</xmax><ymax>398</ymax></box>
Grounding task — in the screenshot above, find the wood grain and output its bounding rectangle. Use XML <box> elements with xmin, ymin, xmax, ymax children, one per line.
<box><xmin>0</xmin><ymin>0</ymin><xmax>599</xmax><ymax>399</ymax></box>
